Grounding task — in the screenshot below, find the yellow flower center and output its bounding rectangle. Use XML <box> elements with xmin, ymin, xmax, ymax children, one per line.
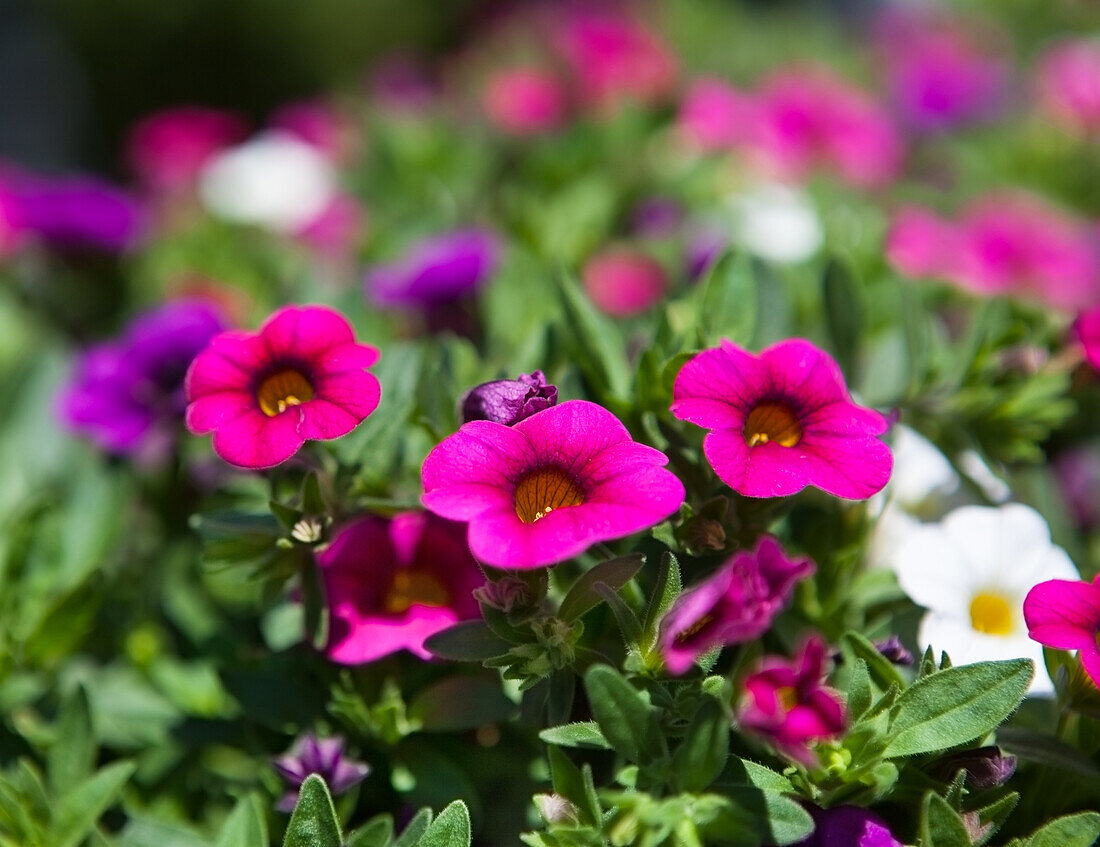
<box><xmin>385</xmin><ymin>570</ymin><xmax>450</xmax><ymax>614</ymax></box>
<box><xmin>775</xmin><ymin>685</ymin><xmax>799</xmax><ymax>711</ymax></box>
<box><xmin>969</xmin><ymin>591</ymin><xmax>1014</xmax><ymax>636</ymax></box>
<box><xmin>743</xmin><ymin>402</ymin><xmax>802</xmax><ymax>448</ymax></box>
<box><xmin>514</xmin><ymin>467</ymin><xmax>585</xmax><ymax>523</ymax></box>
<box><xmin>256</xmin><ymin>369</ymin><xmax>315</xmax><ymax>417</ymax></box>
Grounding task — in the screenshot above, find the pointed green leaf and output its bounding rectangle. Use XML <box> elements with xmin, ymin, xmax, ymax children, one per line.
<box><xmin>697</xmin><ymin>251</ymin><xmax>757</xmax><ymax>347</ymax></box>
<box><xmin>972</xmin><ymin>792</ymin><xmax>1018</xmax><ymax>847</ymax></box>
<box><xmin>49</xmin><ymin>760</ymin><xmax>135</xmax><ymax>847</ymax></box>
<box><xmin>583</xmin><ymin>665</ymin><xmax>662</xmax><ymax>764</ymax></box>
<box><xmin>842</xmin><ymin>631</ymin><xmax>907</xmax><ymax>691</ymax></box>
<box><xmin>418</xmin><ymin>800</ymin><xmax>471</xmax><ymax>847</ymax></box>
<box><xmin>920</xmin><ymin>792</ymin><xmax>972</xmax><ymax>847</ymax></box>
<box><xmin>1024</xmin><ymin>812</ymin><xmax>1100</xmax><ymax>847</ymax></box>
<box><xmin>845</xmin><ymin>658</ymin><xmax>873</xmax><ymax>722</ymax></box>
<box><xmin>214</xmin><ymin>794</ymin><xmax>268</xmax><ymax>847</ymax></box>
<box><xmin>423</xmin><ymin>621</ymin><xmax>511</xmax><ymax>661</ymax></box>
<box><xmin>283</xmin><ymin>775</ymin><xmax>342</xmax><ymax>847</ymax></box>
<box><xmin>538</xmin><ymin>721</ymin><xmax>611</xmax><ymax>750</ymax></box>
<box><xmin>345</xmin><ymin>814</ymin><xmax>394</xmax><ymax>847</ymax></box>
<box><xmin>48</xmin><ymin>685</ymin><xmax>96</xmax><ymax>796</ymax></box>
<box><xmin>555</xmin><ymin>270</ymin><xmax>629</xmax><ymax>403</ymax></box>
<box><xmin>559</xmin><ymin>555</ymin><xmax>643</xmax><ymax>621</ymax></box>
<box><xmin>594</xmin><ymin>583</ymin><xmax>643</xmax><ymax>647</ymax></box>
<box><xmin>547</xmin><ymin>748</ymin><xmax>599</xmax><ymax>826</ymax></box>
<box><xmin>391</xmin><ymin>808</ymin><xmax>431</xmax><ymax>847</ymax></box>
<box><xmin>672</xmin><ymin>698</ymin><xmax>729</xmax><ymax>792</ymax></box>
<box><xmin>642</xmin><ymin>552</ymin><xmax>681</xmax><ymax>645</ymax></box>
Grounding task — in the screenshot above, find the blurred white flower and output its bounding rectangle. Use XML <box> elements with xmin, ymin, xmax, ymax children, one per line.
<box><xmin>726</xmin><ymin>183</ymin><xmax>824</xmax><ymax>264</ymax></box>
<box><xmin>888</xmin><ymin>425</ymin><xmax>959</xmax><ymax>509</ymax></box>
<box><xmin>891</xmin><ymin>503</ymin><xmax>1079</xmax><ymax>694</ymax></box>
<box><xmin>958</xmin><ymin>450</ymin><xmax>1011</xmax><ymax>503</ymax></box>
<box><xmin>199</xmin><ymin>132</ymin><xmax>335</xmax><ymax>232</ymax></box>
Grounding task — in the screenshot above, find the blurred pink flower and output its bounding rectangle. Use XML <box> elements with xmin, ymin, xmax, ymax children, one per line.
<box><xmin>270</xmin><ymin>100</ymin><xmax>351</xmax><ymax>162</ymax></box>
<box><xmin>581</xmin><ymin>247</ymin><xmax>668</xmax><ymax>317</ymax></box>
<box><xmin>1024</xmin><ymin>575</ymin><xmax>1100</xmax><ymax>690</ymax></box>
<box><xmin>1075</xmin><ymin>305</ymin><xmax>1100</xmax><ymax>371</ymax></box>
<box><xmin>1037</xmin><ymin>41</ymin><xmax>1100</xmax><ymax>135</ymax></box>
<box><xmin>318</xmin><ymin>513</ymin><xmax>482</xmax><ymax>664</ymax></box>
<box><xmin>885</xmin><ymin>207</ymin><xmax>959</xmax><ymax>278</ymax></box>
<box><xmin>126</xmin><ymin>106</ymin><xmax>247</xmax><ymax>194</ymax></box>
<box><xmin>677</xmin><ymin>78</ymin><xmax>760</xmax><ymax>151</ymax></box>
<box><xmin>484</xmin><ymin>66</ymin><xmax>569</xmax><ymax>136</ymax></box>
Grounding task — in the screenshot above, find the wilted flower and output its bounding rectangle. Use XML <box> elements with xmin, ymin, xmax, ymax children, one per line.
<box><xmin>4</xmin><ymin>174</ymin><xmax>144</xmax><ymax>252</ymax></box>
<box><xmin>739</xmin><ymin>636</ymin><xmax>846</xmax><ymax>766</ymax></box>
<box><xmin>671</xmin><ymin>338</ymin><xmax>892</xmax><ymax>499</ymax></box>
<box><xmin>660</xmin><ymin>536</ymin><xmax>815</xmax><ymax>675</ymax></box>
<box><xmin>460</xmin><ymin>370</ymin><xmax>558</xmax><ymax>426</ymax></box>
<box><xmin>581</xmin><ymin>247</ymin><xmax>667</xmax><ymax>317</ymax></box>
<box><xmin>892</xmin><ymin>503</ymin><xmax>1079</xmax><ymax>694</ymax></box>
<box><xmin>185</xmin><ymin>304</ymin><xmax>380</xmax><ymax>469</ymax></box>
<box><xmin>273</xmin><ymin>733</ymin><xmax>370</xmax><ymax>813</ymax></box>
<box><xmin>317</xmin><ymin>513</ymin><xmax>482</xmax><ymax>664</ymax></box>
<box><xmin>1024</xmin><ymin>574</ymin><xmax>1100</xmax><ymax>691</ymax></box>
<box><xmin>126</xmin><ymin>106</ymin><xmax>247</xmax><ymax>194</ymax></box>
<box><xmin>1037</xmin><ymin>41</ymin><xmax>1100</xmax><ymax>135</ymax></box>
<box><xmin>60</xmin><ymin>300</ymin><xmax>225</xmax><ymax>459</ymax></box>
<box><xmin>794</xmin><ymin>805</ymin><xmax>902</xmax><ymax>847</ymax></box>
<box><xmin>483</xmin><ymin>67</ymin><xmax>568</xmax><ymax>136</ymax></box>
<box><xmin>365</xmin><ymin>229</ymin><xmax>499</xmax><ymax>309</ymax></box>
<box><xmin>422</xmin><ymin>400</ymin><xmax>684</xmax><ymax>569</ymax></box>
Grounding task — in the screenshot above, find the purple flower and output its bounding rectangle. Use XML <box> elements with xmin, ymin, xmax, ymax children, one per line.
<box><xmin>60</xmin><ymin>300</ymin><xmax>225</xmax><ymax>458</ymax></box>
<box><xmin>273</xmin><ymin>733</ymin><xmax>370</xmax><ymax>813</ymax></box>
<box><xmin>927</xmin><ymin>746</ymin><xmax>1016</xmax><ymax>790</ymax></box>
<box><xmin>795</xmin><ymin>805</ymin><xmax>902</xmax><ymax>847</ymax></box>
<box><xmin>873</xmin><ymin>635</ymin><xmax>914</xmax><ymax>666</ymax></box>
<box><xmin>460</xmin><ymin>371</ymin><xmax>558</xmax><ymax>426</ymax></box>
<box><xmin>7</xmin><ymin>174</ymin><xmax>145</xmax><ymax>252</ymax></box>
<box><xmin>659</xmin><ymin>536</ymin><xmax>815</xmax><ymax>676</ymax></box>
<box><xmin>631</xmin><ymin>198</ymin><xmax>685</xmax><ymax>238</ymax></box>
<box><xmin>1053</xmin><ymin>446</ymin><xmax>1100</xmax><ymax>528</ymax></box>
<box><xmin>365</xmin><ymin>230</ymin><xmax>498</xmax><ymax>308</ymax></box>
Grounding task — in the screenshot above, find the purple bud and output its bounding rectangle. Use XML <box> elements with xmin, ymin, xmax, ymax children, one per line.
<box><xmin>873</xmin><ymin>635</ymin><xmax>914</xmax><ymax>666</ymax></box>
<box><xmin>928</xmin><ymin>746</ymin><xmax>1017</xmax><ymax>790</ymax></box>
<box><xmin>272</xmin><ymin>732</ymin><xmax>370</xmax><ymax>813</ymax></box>
<box><xmin>460</xmin><ymin>371</ymin><xmax>558</xmax><ymax>426</ymax></box>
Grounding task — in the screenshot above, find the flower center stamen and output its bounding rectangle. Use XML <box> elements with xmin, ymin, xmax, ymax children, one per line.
<box><xmin>674</xmin><ymin>613</ymin><xmax>716</xmax><ymax>645</ymax></box>
<box><xmin>385</xmin><ymin>570</ymin><xmax>450</xmax><ymax>614</ymax></box>
<box><xmin>514</xmin><ymin>467</ymin><xmax>585</xmax><ymax>523</ymax></box>
<box><xmin>256</xmin><ymin>369</ymin><xmax>315</xmax><ymax>417</ymax></box>
<box><xmin>969</xmin><ymin>592</ymin><xmax>1014</xmax><ymax>635</ymax></box>
<box><xmin>775</xmin><ymin>685</ymin><xmax>799</xmax><ymax>711</ymax></box>
<box><xmin>743</xmin><ymin>403</ymin><xmax>802</xmax><ymax>448</ymax></box>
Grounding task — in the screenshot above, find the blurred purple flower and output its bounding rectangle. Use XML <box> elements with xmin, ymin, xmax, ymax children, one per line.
<box><xmin>7</xmin><ymin>174</ymin><xmax>145</xmax><ymax>252</ymax></box>
<box><xmin>460</xmin><ymin>370</ymin><xmax>558</xmax><ymax>426</ymax></box>
<box><xmin>795</xmin><ymin>805</ymin><xmax>902</xmax><ymax>847</ymax></box>
<box><xmin>273</xmin><ymin>733</ymin><xmax>370</xmax><ymax>813</ymax></box>
<box><xmin>686</xmin><ymin>227</ymin><xmax>727</xmax><ymax>280</ymax></box>
<box><xmin>873</xmin><ymin>635</ymin><xmax>914</xmax><ymax>666</ymax></box>
<box><xmin>1053</xmin><ymin>446</ymin><xmax>1100</xmax><ymax>529</ymax></box>
<box><xmin>59</xmin><ymin>300</ymin><xmax>225</xmax><ymax>458</ymax></box>
<box><xmin>365</xmin><ymin>230</ymin><xmax>499</xmax><ymax>308</ymax></box>
<box><xmin>631</xmin><ymin>197</ymin><xmax>685</xmax><ymax>238</ymax></box>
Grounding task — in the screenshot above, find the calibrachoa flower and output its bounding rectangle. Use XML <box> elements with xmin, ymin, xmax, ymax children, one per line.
<box><xmin>60</xmin><ymin>300</ymin><xmax>225</xmax><ymax>458</ymax></box>
<box><xmin>795</xmin><ymin>806</ymin><xmax>902</xmax><ymax>847</ymax></box>
<box><xmin>421</xmin><ymin>400</ymin><xmax>684</xmax><ymax>569</ymax></box>
<box><xmin>5</xmin><ymin>174</ymin><xmax>145</xmax><ymax>252</ymax></box>
<box><xmin>891</xmin><ymin>504</ymin><xmax>1080</xmax><ymax>694</ymax></box>
<box><xmin>659</xmin><ymin>536</ymin><xmax>815</xmax><ymax>675</ymax></box>
<box><xmin>460</xmin><ymin>370</ymin><xmax>558</xmax><ymax>426</ymax></box>
<box><xmin>273</xmin><ymin>733</ymin><xmax>370</xmax><ymax>813</ymax></box>
<box><xmin>483</xmin><ymin>67</ymin><xmax>569</xmax><ymax>136</ymax></box>
<box><xmin>1024</xmin><ymin>574</ymin><xmax>1100</xmax><ymax>691</ymax></box>
<box><xmin>184</xmin><ymin>305</ymin><xmax>380</xmax><ymax>469</ymax></box>
<box><xmin>1075</xmin><ymin>306</ymin><xmax>1100</xmax><ymax>372</ymax></box>
<box><xmin>671</xmin><ymin>339</ymin><xmax>892</xmax><ymax>499</ymax></box>
<box><xmin>317</xmin><ymin>513</ymin><xmax>482</xmax><ymax>664</ymax></box>
<box><xmin>365</xmin><ymin>229</ymin><xmax>499</xmax><ymax>309</ymax></box>
<box><xmin>738</xmin><ymin>636</ymin><xmax>846</xmax><ymax>766</ymax></box>
<box><xmin>126</xmin><ymin>106</ymin><xmax>247</xmax><ymax>194</ymax></box>
<box><xmin>677</xmin><ymin>78</ymin><xmax>759</xmax><ymax>152</ymax></box>
<box><xmin>269</xmin><ymin>100</ymin><xmax>350</xmax><ymax>161</ymax></box>
<box><xmin>581</xmin><ymin>247</ymin><xmax>668</xmax><ymax>317</ymax></box>
<box><xmin>1037</xmin><ymin>40</ymin><xmax>1100</xmax><ymax>135</ymax></box>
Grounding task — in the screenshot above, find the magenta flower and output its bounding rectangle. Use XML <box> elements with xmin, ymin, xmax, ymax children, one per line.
<box><xmin>317</xmin><ymin>513</ymin><xmax>482</xmax><ymax>664</ymax></box>
<box><xmin>5</xmin><ymin>174</ymin><xmax>145</xmax><ymax>252</ymax></box>
<box><xmin>1024</xmin><ymin>575</ymin><xmax>1100</xmax><ymax>690</ymax></box>
<box><xmin>60</xmin><ymin>299</ymin><xmax>225</xmax><ymax>459</ymax></box>
<box><xmin>184</xmin><ymin>305</ymin><xmax>380</xmax><ymax>469</ymax></box>
<box><xmin>1037</xmin><ymin>41</ymin><xmax>1100</xmax><ymax>135</ymax></box>
<box><xmin>460</xmin><ymin>371</ymin><xmax>558</xmax><ymax>426</ymax></box>
<box><xmin>659</xmin><ymin>536</ymin><xmax>815</xmax><ymax>676</ymax></box>
<box><xmin>1075</xmin><ymin>306</ymin><xmax>1100</xmax><ymax>372</ymax></box>
<box><xmin>677</xmin><ymin>78</ymin><xmax>760</xmax><ymax>152</ymax></box>
<box><xmin>582</xmin><ymin>247</ymin><xmax>668</xmax><ymax>317</ymax></box>
<box><xmin>422</xmin><ymin>400</ymin><xmax>685</xmax><ymax>569</ymax></box>
<box><xmin>273</xmin><ymin>733</ymin><xmax>370</xmax><ymax>812</ymax></box>
<box><xmin>126</xmin><ymin>106</ymin><xmax>247</xmax><ymax>194</ymax></box>
<box><xmin>269</xmin><ymin>100</ymin><xmax>349</xmax><ymax>161</ymax></box>
<box><xmin>365</xmin><ymin>229</ymin><xmax>499</xmax><ymax>309</ymax></box>
<box><xmin>739</xmin><ymin>636</ymin><xmax>846</xmax><ymax>766</ymax></box>
<box><xmin>671</xmin><ymin>339</ymin><xmax>892</xmax><ymax>500</ymax></box>
<box><xmin>483</xmin><ymin>66</ymin><xmax>569</xmax><ymax>136</ymax></box>
<box><xmin>795</xmin><ymin>805</ymin><xmax>902</xmax><ymax>847</ymax></box>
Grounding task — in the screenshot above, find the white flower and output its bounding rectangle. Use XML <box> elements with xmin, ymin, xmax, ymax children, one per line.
<box><xmin>725</xmin><ymin>183</ymin><xmax>824</xmax><ymax>264</ymax></box>
<box><xmin>891</xmin><ymin>503</ymin><xmax>1079</xmax><ymax>694</ymax></box>
<box><xmin>887</xmin><ymin>425</ymin><xmax>959</xmax><ymax>509</ymax></box>
<box><xmin>199</xmin><ymin>132</ymin><xmax>335</xmax><ymax>232</ymax></box>
<box><xmin>958</xmin><ymin>450</ymin><xmax>1011</xmax><ymax>503</ymax></box>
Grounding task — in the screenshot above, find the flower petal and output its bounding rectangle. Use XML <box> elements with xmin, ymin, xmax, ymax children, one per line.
<box><xmin>210</xmin><ymin>408</ymin><xmax>304</xmax><ymax>468</ymax></box>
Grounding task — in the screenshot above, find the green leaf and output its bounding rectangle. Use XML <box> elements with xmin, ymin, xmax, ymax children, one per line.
<box><xmin>594</xmin><ymin>583</ymin><xmax>643</xmax><ymax>647</ymax></box>
<box><xmin>884</xmin><ymin>660</ymin><xmax>1032</xmax><ymax>758</ymax></box>
<box><xmin>697</xmin><ymin>251</ymin><xmax>757</xmax><ymax>348</ymax></box>
<box><xmin>345</xmin><ymin>815</ymin><xmax>394</xmax><ymax>847</ymax></box>
<box><xmin>845</xmin><ymin>659</ymin><xmax>873</xmax><ymax>722</ymax></box>
<box><xmin>995</xmin><ymin>727</ymin><xmax>1100</xmax><ymax>780</ymax></box>
<box><xmin>559</xmin><ymin>555</ymin><xmax>643</xmax><ymax>621</ymax></box>
<box><xmin>555</xmin><ymin>270</ymin><xmax>630</xmax><ymax>403</ymax></box>
<box><xmin>214</xmin><ymin>795</ymin><xmax>268</xmax><ymax>847</ymax></box>
<box><xmin>423</xmin><ymin>621</ymin><xmax>511</xmax><ymax>661</ymax></box>
<box><xmin>283</xmin><ymin>775</ymin><xmax>342</xmax><ymax>847</ymax></box>
<box><xmin>842</xmin><ymin>631</ymin><xmax>907</xmax><ymax>691</ymax></box>
<box><xmin>48</xmin><ymin>685</ymin><xmax>96</xmax><ymax>796</ymax></box>
<box><xmin>408</xmin><ymin>675</ymin><xmax>515</xmax><ymax>732</ymax></box>
<box><xmin>547</xmin><ymin>747</ymin><xmax>599</xmax><ymax>826</ymax></box>
<box><xmin>920</xmin><ymin>792</ymin><xmax>972</xmax><ymax>847</ymax></box>
<box><xmin>822</xmin><ymin>259</ymin><xmax>863</xmax><ymax>378</ymax></box>
<box><xmin>672</xmin><ymin>698</ymin><xmax>729</xmax><ymax>792</ymax></box>
<box><xmin>642</xmin><ymin>551</ymin><xmax>681</xmax><ymax>645</ymax></box>
<box><xmin>48</xmin><ymin>761</ymin><xmax>136</xmax><ymax>847</ymax></box>
<box><xmin>538</xmin><ymin>721</ymin><xmax>611</xmax><ymax>750</ymax></box>
<box><xmin>719</xmin><ymin>758</ymin><xmax>794</xmax><ymax>793</ymax></box>
<box><xmin>1024</xmin><ymin>812</ymin><xmax>1100</xmax><ymax>847</ymax></box>
<box><xmin>392</xmin><ymin>808</ymin><xmax>431</xmax><ymax>847</ymax></box>
<box><xmin>418</xmin><ymin>800</ymin><xmax>471</xmax><ymax>847</ymax></box>
<box><xmin>583</xmin><ymin>665</ymin><xmax>662</xmax><ymax>764</ymax></box>
<box><xmin>723</xmin><ymin>787</ymin><xmax>814</xmax><ymax>845</ymax></box>
<box><xmin>972</xmin><ymin>792</ymin><xmax>1018</xmax><ymax>847</ymax></box>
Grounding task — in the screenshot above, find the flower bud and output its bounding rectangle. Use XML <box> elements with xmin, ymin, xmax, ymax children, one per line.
<box><xmin>460</xmin><ymin>371</ymin><xmax>558</xmax><ymax>426</ymax></box>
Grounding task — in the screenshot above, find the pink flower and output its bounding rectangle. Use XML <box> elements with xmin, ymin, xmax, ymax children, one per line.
<box><xmin>671</xmin><ymin>339</ymin><xmax>892</xmax><ymax>500</ymax></box>
<box><xmin>1037</xmin><ymin>41</ymin><xmax>1100</xmax><ymax>135</ymax></box>
<box><xmin>483</xmin><ymin>67</ymin><xmax>569</xmax><ymax>136</ymax></box>
<box><xmin>739</xmin><ymin>636</ymin><xmax>846</xmax><ymax>766</ymax></box>
<box><xmin>184</xmin><ymin>305</ymin><xmax>380</xmax><ymax>469</ymax></box>
<box><xmin>421</xmin><ymin>400</ymin><xmax>685</xmax><ymax>569</ymax></box>
<box><xmin>677</xmin><ymin>78</ymin><xmax>760</xmax><ymax>152</ymax></box>
<box><xmin>553</xmin><ymin>11</ymin><xmax>677</xmax><ymax>113</ymax></box>
<box><xmin>581</xmin><ymin>247</ymin><xmax>668</xmax><ymax>317</ymax></box>
<box><xmin>317</xmin><ymin>513</ymin><xmax>482</xmax><ymax>664</ymax></box>
<box><xmin>1024</xmin><ymin>575</ymin><xmax>1100</xmax><ymax>689</ymax></box>
<box><xmin>753</xmin><ymin>68</ymin><xmax>903</xmax><ymax>188</ymax></box>
<box><xmin>126</xmin><ymin>106</ymin><xmax>247</xmax><ymax>194</ymax></box>
<box><xmin>1074</xmin><ymin>305</ymin><xmax>1100</xmax><ymax>372</ymax></box>
<box><xmin>659</xmin><ymin>536</ymin><xmax>815</xmax><ymax>676</ymax></box>
<box><xmin>269</xmin><ymin>100</ymin><xmax>350</xmax><ymax>161</ymax></box>
<box><xmin>885</xmin><ymin>207</ymin><xmax>959</xmax><ymax>279</ymax></box>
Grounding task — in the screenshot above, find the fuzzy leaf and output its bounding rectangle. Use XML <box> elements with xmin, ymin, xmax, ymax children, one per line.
<box><xmin>418</xmin><ymin>800</ymin><xmax>471</xmax><ymax>847</ymax></box>
<box><xmin>672</xmin><ymin>698</ymin><xmax>729</xmax><ymax>792</ymax></box>
<box><xmin>213</xmin><ymin>794</ymin><xmax>268</xmax><ymax>847</ymax></box>
<box><xmin>48</xmin><ymin>760</ymin><xmax>136</xmax><ymax>847</ymax></box>
<box><xmin>423</xmin><ymin>621</ymin><xmax>511</xmax><ymax>661</ymax></box>
<box><xmin>559</xmin><ymin>555</ymin><xmax>643</xmax><ymax>621</ymax></box>
<box><xmin>547</xmin><ymin>747</ymin><xmax>599</xmax><ymax>826</ymax></box>
<box><xmin>539</xmin><ymin>721</ymin><xmax>612</xmax><ymax>750</ymax></box>
<box><xmin>283</xmin><ymin>775</ymin><xmax>342</xmax><ymax>847</ymax></box>
<box><xmin>920</xmin><ymin>792</ymin><xmax>972</xmax><ymax>847</ymax></box>
<box><xmin>1024</xmin><ymin>812</ymin><xmax>1100</xmax><ymax>847</ymax></box>
<box><xmin>391</xmin><ymin>808</ymin><xmax>431</xmax><ymax>847</ymax></box>
<box><xmin>345</xmin><ymin>815</ymin><xmax>394</xmax><ymax>847</ymax></box>
<box><xmin>583</xmin><ymin>665</ymin><xmax>662</xmax><ymax>763</ymax></box>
